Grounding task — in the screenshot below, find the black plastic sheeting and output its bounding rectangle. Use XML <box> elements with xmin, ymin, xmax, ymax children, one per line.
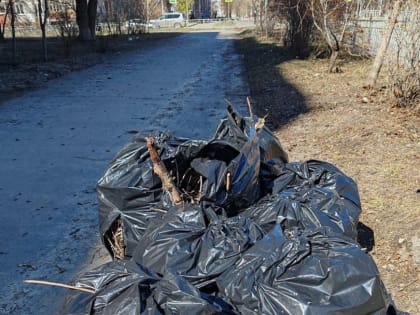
<box><xmin>65</xmin><ymin>107</ymin><xmax>401</xmax><ymax>314</ymax></box>
<box><xmin>96</xmin><ymin>134</ymin><xmax>207</xmax><ymax>257</ymax></box>
<box><xmin>241</xmin><ymin>160</ymin><xmax>362</xmax><ymax>239</ymax></box>
<box><xmin>97</xmin><ymin>106</ymin><xmax>288</xmax><ymax>257</ymax></box>
<box><xmin>63</xmin><ymin>261</ymin><xmax>237</xmax><ymax>315</ymax></box>
<box><xmin>217</xmin><ymin>226</ymin><xmax>393</xmax><ymax>315</ymax></box>
<box><xmin>132</xmin><ymin>204</ymin><xmax>264</xmax><ymax>289</ymax></box>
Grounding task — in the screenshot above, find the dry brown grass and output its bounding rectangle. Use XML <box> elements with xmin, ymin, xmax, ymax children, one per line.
<box><xmin>236</xmin><ymin>36</ymin><xmax>420</xmax><ymax>313</ymax></box>
<box><xmin>105</xmin><ymin>218</ymin><xmax>125</xmax><ymax>260</ymax></box>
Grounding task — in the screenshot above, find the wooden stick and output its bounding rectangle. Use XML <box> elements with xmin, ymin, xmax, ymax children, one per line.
<box><xmin>146</xmin><ymin>137</ymin><xmax>182</xmax><ymax>205</ymax></box>
<box><xmin>150</xmin><ymin>207</ymin><xmax>168</xmax><ymax>213</ymax></box>
<box><xmin>255</xmin><ymin>115</ymin><xmax>267</xmax><ymax>130</ymax></box>
<box><xmin>224</xmin><ymin>98</ymin><xmax>233</xmax><ymax>108</ymax></box>
<box><xmin>199</xmin><ymin>176</ymin><xmax>203</xmax><ymax>199</ymax></box>
<box><xmin>246</xmin><ymin>97</ymin><xmax>253</xmax><ymax>118</ymax></box>
<box><xmin>24</xmin><ymin>280</ymin><xmax>96</xmax><ymax>294</ymax></box>
<box><xmin>226</xmin><ymin>172</ymin><xmax>231</xmax><ymax>192</ymax></box>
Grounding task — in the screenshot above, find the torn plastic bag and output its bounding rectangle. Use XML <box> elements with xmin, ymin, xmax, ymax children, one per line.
<box><xmin>212</xmin><ymin>105</ymin><xmax>288</xmax><ymax>164</ymax></box>
<box><xmin>190</xmin><ymin>134</ymin><xmax>262</xmax><ymax>213</ymax></box>
<box><xmin>217</xmin><ymin>226</ymin><xmax>395</xmax><ymax>315</ymax></box>
<box><xmin>132</xmin><ymin>204</ymin><xmax>264</xmax><ymax>289</ymax></box>
<box><xmin>62</xmin><ymin>260</ymin><xmax>238</xmax><ymax>315</ymax></box>
<box><xmin>243</xmin><ymin>160</ymin><xmax>361</xmax><ymax>239</ymax></box>
<box><xmin>97</xmin><ymin>133</ymin><xmax>208</xmax><ymax>258</ymax></box>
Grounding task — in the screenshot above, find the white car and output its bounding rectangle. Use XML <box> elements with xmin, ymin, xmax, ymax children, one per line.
<box><xmin>150</xmin><ymin>13</ymin><xmax>186</xmax><ymax>28</ymax></box>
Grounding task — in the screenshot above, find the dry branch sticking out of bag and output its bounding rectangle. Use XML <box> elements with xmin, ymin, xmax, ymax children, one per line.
<box><xmin>106</xmin><ymin>218</ymin><xmax>125</xmax><ymax>260</ymax></box>
<box><xmin>146</xmin><ymin>137</ymin><xmax>182</xmax><ymax>206</ymax></box>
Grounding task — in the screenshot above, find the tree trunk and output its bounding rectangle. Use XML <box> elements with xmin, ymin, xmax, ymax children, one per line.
<box><xmin>366</xmin><ymin>0</ymin><xmax>403</xmax><ymax>87</ymax></box>
<box><xmin>1</xmin><ymin>2</ymin><xmax>11</xmax><ymax>40</ymax></box>
<box><xmin>10</xmin><ymin>0</ymin><xmax>16</xmax><ymax>65</ymax></box>
<box><xmin>41</xmin><ymin>25</ymin><xmax>47</xmax><ymax>61</ymax></box>
<box><xmin>76</xmin><ymin>0</ymin><xmax>91</xmax><ymax>40</ymax></box>
<box><xmin>87</xmin><ymin>0</ymin><xmax>97</xmax><ymax>40</ymax></box>
<box><xmin>328</xmin><ymin>49</ymin><xmax>339</xmax><ymax>73</ymax></box>
<box><xmin>38</xmin><ymin>0</ymin><xmax>49</xmax><ymax>62</ymax></box>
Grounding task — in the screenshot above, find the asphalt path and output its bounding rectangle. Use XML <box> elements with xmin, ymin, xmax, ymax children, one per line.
<box><xmin>0</xmin><ymin>31</ymin><xmax>249</xmax><ymax>314</ymax></box>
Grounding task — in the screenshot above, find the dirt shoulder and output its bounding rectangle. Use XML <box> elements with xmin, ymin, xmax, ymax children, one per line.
<box><xmin>235</xmin><ymin>35</ymin><xmax>419</xmax><ymax>313</ymax></box>
<box><xmin>0</xmin><ymin>33</ymin><xmax>180</xmax><ymax>105</ymax></box>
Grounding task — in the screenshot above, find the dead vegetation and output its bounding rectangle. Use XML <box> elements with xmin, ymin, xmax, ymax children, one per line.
<box><xmin>235</xmin><ymin>34</ymin><xmax>419</xmax><ymax>313</ymax></box>
<box><xmin>105</xmin><ymin>218</ymin><xmax>125</xmax><ymax>260</ymax></box>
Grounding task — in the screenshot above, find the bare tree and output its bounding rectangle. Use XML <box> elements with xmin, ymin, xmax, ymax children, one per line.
<box><xmin>141</xmin><ymin>0</ymin><xmax>162</xmax><ymax>21</ymax></box>
<box><xmin>37</xmin><ymin>0</ymin><xmax>49</xmax><ymax>61</ymax></box>
<box><xmin>0</xmin><ymin>0</ymin><xmax>11</xmax><ymax>40</ymax></box>
<box><xmin>56</xmin><ymin>8</ymin><xmax>78</xmax><ymax>39</ymax></box>
<box><xmin>251</xmin><ymin>0</ymin><xmax>314</xmax><ymax>58</ymax></box>
<box><xmin>366</xmin><ymin>0</ymin><xmax>403</xmax><ymax>86</ymax></box>
<box><xmin>385</xmin><ymin>0</ymin><xmax>419</xmax><ymax>107</ymax></box>
<box><xmin>251</xmin><ymin>0</ymin><xmax>259</xmax><ymax>23</ymax></box>
<box><xmin>9</xmin><ymin>0</ymin><xmax>16</xmax><ymax>64</ymax></box>
<box><xmin>309</xmin><ymin>0</ymin><xmax>355</xmax><ymax>72</ymax></box>
<box><xmin>232</xmin><ymin>0</ymin><xmax>253</xmax><ymax>17</ymax></box>
<box><xmin>76</xmin><ymin>0</ymin><xmax>97</xmax><ymax>40</ymax></box>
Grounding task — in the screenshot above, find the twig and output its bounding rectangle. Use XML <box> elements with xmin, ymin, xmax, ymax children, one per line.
<box><xmin>150</xmin><ymin>207</ymin><xmax>168</xmax><ymax>213</ymax></box>
<box><xmin>224</xmin><ymin>98</ymin><xmax>233</xmax><ymax>108</ymax></box>
<box><xmin>255</xmin><ymin>115</ymin><xmax>268</xmax><ymax>130</ymax></box>
<box><xmin>24</xmin><ymin>280</ymin><xmax>96</xmax><ymax>294</ymax></box>
<box><xmin>226</xmin><ymin>172</ymin><xmax>231</xmax><ymax>192</ymax></box>
<box><xmin>105</xmin><ymin>218</ymin><xmax>124</xmax><ymax>260</ymax></box>
<box><xmin>146</xmin><ymin>137</ymin><xmax>182</xmax><ymax>205</ymax></box>
<box><xmin>198</xmin><ymin>176</ymin><xmax>203</xmax><ymax>201</ymax></box>
<box><xmin>246</xmin><ymin>97</ymin><xmax>253</xmax><ymax>118</ymax></box>
<box><xmin>398</xmin><ymin>279</ymin><xmax>417</xmax><ymax>292</ymax></box>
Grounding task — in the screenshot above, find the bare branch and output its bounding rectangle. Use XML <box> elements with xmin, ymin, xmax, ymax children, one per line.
<box><xmin>24</xmin><ymin>280</ymin><xmax>96</xmax><ymax>294</ymax></box>
<box><xmin>146</xmin><ymin>137</ymin><xmax>182</xmax><ymax>205</ymax></box>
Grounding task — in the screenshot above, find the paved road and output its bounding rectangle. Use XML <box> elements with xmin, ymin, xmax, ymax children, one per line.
<box><xmin>0</xmin><ymin>31</ymin><xmax>249</xmax><ymax>315</ymax></box>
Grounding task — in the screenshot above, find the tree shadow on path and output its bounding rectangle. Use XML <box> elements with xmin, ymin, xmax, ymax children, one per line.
<box><xmin>234</xmin><ymin>35</ymin><xmax>376</xmax><ymax>252</ymax></box>
<box><xmin>234</xmin><ymin>36</ymin><xmax>308</xmax><ymax>131</ymax></box>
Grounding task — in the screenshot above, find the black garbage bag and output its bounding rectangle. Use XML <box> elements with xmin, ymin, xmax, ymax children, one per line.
<box><xmin>97</xmin><ymin>133</ymin><xmax>208</xmax><ymax>258</ymax></box>
<box><xmin>190</xmin><ymin>135</ymin><xmax>262</xmax><ymax>214</ymax></box>
<box><xmin>87</xmin><ymin>105</ymin><xmax>402</xmax><ymax>315</ymax></box>
<box><xmin>212</xmin><ymin>105</ymin><xmax>288</xmax><ymax>164</ymax></box>
<box><xmin>242</xmin><ymin>160</ymin><xmax>361</xmax><ymax>239</ymax></box>
<box><xmin>208</xmin><ymin>105</ymin><xmax>289</xmax><ymax>200</ymax></box>
<box><xmin>217</xmin><ymin>225</ymin><xmax>395</xmax><ymax>315</ymax></box>
<box><xmin>186</xmin><ymin>105</ymin><xmax>287</xmax><ymax>212</ymax></box>
<box><xmin>132</xmin><ymin>204</ymin><xmax>264</xmax><ymax>289</ymax></box>
<box><xmin>62</xmin><ymin>260</ymin><xmax>238</xmax><ymax>315</ymax></box>
<box><xmin>97</xmin><ymin>106</ymin><xmax>285</xmax><ymax>258</ymax></box>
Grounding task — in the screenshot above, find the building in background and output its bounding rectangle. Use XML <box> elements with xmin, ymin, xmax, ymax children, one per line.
<box><xmin>0</xmin><ymin>0</ymin><xmax>75</xmax><ymax>26</ymax></box>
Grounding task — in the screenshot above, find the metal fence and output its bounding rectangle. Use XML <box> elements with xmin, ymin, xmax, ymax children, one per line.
<box><xmin>353</xmin><ymin>9</ymin><xmax>419</xmax><ymax>58</ymax></box>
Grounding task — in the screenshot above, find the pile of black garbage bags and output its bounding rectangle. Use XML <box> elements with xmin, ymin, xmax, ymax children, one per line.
<box><xmin>64</xmin><ymin>107</ymin><xmax>399</xmax><ymax>314</ymax></box>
